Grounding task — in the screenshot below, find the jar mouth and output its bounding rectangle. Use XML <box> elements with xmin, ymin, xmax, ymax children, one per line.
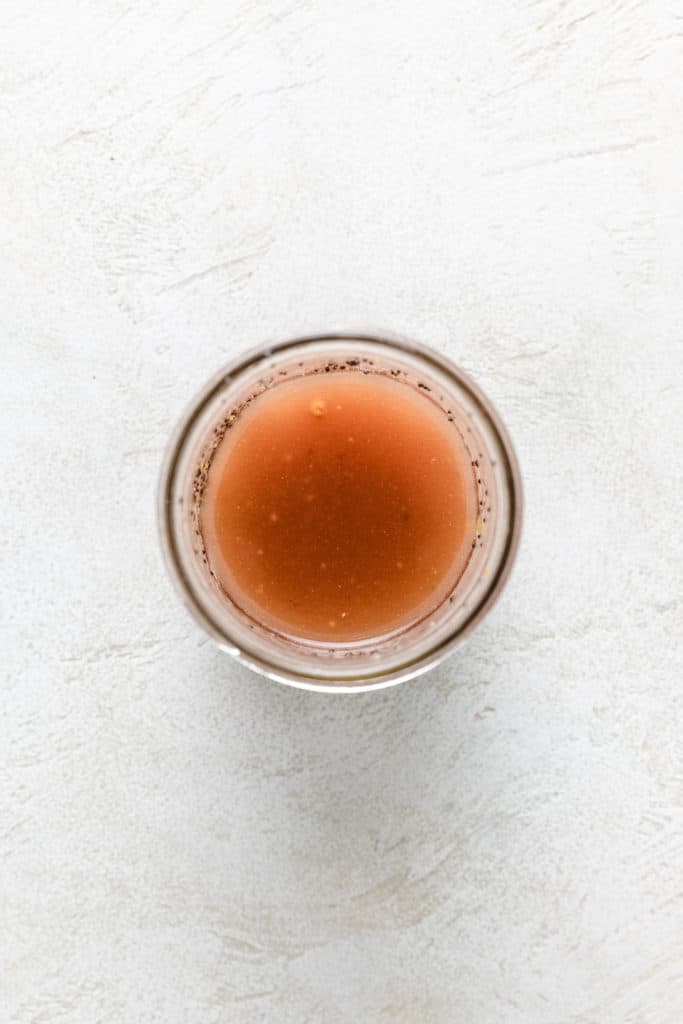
<box><xmin>157</xmin><ymin>331</ymin><xmax>523</xmax><ymax>692</ymax></box>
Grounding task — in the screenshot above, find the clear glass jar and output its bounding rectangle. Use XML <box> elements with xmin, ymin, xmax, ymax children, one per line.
<box><xmin>157</xmin><ymin>332</ymin><xmax>522</xmax><ymax>692</ymax></box>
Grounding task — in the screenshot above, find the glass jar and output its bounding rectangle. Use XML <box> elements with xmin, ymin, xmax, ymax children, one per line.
<box><xmin>157</xmin><ymin>331</ymin><xmax>522</xmax><ymax>692</ymax></box>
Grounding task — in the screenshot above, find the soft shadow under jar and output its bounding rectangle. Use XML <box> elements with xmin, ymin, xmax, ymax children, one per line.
<box><xmin>158</xmin><ymin>332</ymin><xmax>522</xmax><ymax>692</ymax></box>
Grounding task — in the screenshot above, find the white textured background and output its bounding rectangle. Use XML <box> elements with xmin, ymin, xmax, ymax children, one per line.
<box><xmin>2</xmin><ymin>2</ymin><xmax>682</xmax><ymax>1022</ymax></box>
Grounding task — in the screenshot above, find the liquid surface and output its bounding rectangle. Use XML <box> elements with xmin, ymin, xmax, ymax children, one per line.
<box><xmin>201</xmin><ymin>372</ymin><xmax>476</xmax><ymax>642</ymax></box>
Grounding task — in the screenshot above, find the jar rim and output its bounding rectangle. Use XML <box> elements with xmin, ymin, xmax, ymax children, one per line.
<box><xmin>157</xmin><ymin>331</ymin><xmax>523</xmax><ymax>692</ymax></box>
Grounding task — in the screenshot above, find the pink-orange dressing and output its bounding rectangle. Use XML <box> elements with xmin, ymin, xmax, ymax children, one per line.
<box><xmin>201</xmin><ymin>372</ymin><xmax>476</xmax><ymax>642</ymax></box>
